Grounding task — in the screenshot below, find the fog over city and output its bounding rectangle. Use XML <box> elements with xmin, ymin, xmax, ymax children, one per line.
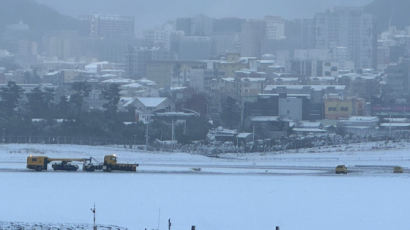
<box><xmin>36</xmin><ymin>0</ymin><xmax>372</xmax><ymax>29</ymax></box>
<box><xmin>1</xmin><ymin>0</ymin><xmax>410</xmax><ymax>230</ymax></box>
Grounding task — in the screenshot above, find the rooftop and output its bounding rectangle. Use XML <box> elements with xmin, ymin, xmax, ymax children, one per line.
<box><xmin>251</xmin><ymin>116</ymin><xmax>280</xmax><ymax>122</ymax></box>
<box><xmin>264</xmin><ymin>85</ymin><xmax>346</xmax><ymax>92</ymax></box>
<box><xmin>137</xmin><ymin>97</ymin><xmax>167</xmax><ymax>108</ymax></box>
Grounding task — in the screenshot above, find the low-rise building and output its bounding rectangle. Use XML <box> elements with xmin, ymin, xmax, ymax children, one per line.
<box><xmin>338</xmin><ymin>116</ymin><xmax>379</xmax><ymax>136</ymax></box>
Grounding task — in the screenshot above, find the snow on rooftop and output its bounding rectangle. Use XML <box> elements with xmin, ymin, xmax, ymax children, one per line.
<box><xmin>119</xmin><ymin>97</ymin><xmax>135</xmax><ymax>107</ymax></box>
<box><xmin>85</xmin><ymin>61</ymin><xmax>109</xmax><ymax>73</ymax></box>
<box><xmin>137</xmin><ymin>78</ymin><xmax>157</xmax><ymax>86</ymax></box>
<box><xmin>264</xmin><ymin>85</ymin><xmax>346</xmax><ymax>91</ymax></box>
<box><xmin>251</xmin><ymin>116</ymin><xmax>279</xmax><ymax>122</ymax></box>
<box><xmin>258</xmin><ymin>60</ymin><xmax>275</xmax><ymax>64</ymax></box>
<box><xmin>170</xmin><ymin>86</ymin><xmax>187</xmax><ymax>91</ymax></box>
<box><xmin>241</xmin><ymin>77</ymin><xmax>266</xmax><ymax>82</ymax></box>
<box><xmin>122</xmin><ymin>83</ymin><xmax>143</xmax><ymax>89</ymax></box>
<box><xmin>384</xmin><ymin>118</ymin><xmax>408</xmax><ymax>123</ymax></box>
<box><xmin>380</xmin><ymin>123</ymin><xmax>410</xmax><ymax>127</ymax></box>
<box><xmin>348</xmin><ymin>116</ymin><xmax>379</xmax><ymax>122</ymax></box>
<box><xmin>274</xmin><ymin>77</ymin><xmax>299</xmax><ymax>82</ymax></box>
<box><xmin>237</xmin><ymin>133</ymin><xmax>252</xmax><ymax>138</ymax></box>
<box><xmin>222</xmin><ymin>77</ymin><xmax>235</xmax><ymax>82</ymax></box>
<box><xmin>45</xmin><ymin>71</ymin><xmax>60</xmax><ymax>76</ymax></box>
<box><xmin>101</xmin><ymin>74</ymin><xmax>117</xmax><ymax>78</ymax></box>
<box><xmin>102</xmin><ymin>78</ymin><xmax>136</xmax><ymax>84</ymax></box>
<box><xmin>137</xmin><ymin>97</ymin><xmax>167</xmax><ymax>108</ymax></box>
<box><xmin>298</xmin><ymin>121</ymin><xmax>321</xmax><ymax>128</ymax></box>
<box><xmin>293</xmin><ymin>128</ymin><xmax>327</xmax><ymax>133</ymax></box>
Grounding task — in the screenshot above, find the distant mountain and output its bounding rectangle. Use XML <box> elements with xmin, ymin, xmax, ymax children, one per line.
<box><xmin>0</xmin><ymin>0</ymin><xmax>83</xmax><ymax>39</ymax></box>
<box><xmin>365</xmin><ymin>0</ymin><xmax>410</xmax><ymax>32</ymax></box>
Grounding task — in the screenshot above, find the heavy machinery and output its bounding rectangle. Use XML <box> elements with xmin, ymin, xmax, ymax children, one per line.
<box><xmin>101</xmin><ymin>154</ymin><xmax>137</xmax><ymax>172</ymax></box>
<box><xmin>394</xmin><ymin>166</ymin><xmax>404</xmax><ymax>174</ymax></box>
<box><xmin>27</xmin><ymin>156</ymin><xmax>90</xmax><ymax>171</ymax></box>
<box><xmin>82</xmin><ymin>154</ymin><xmax>137</xmax><ymax>172</ymax></box>
<box><xmin>335</xmin><ymin>165</ymin><xmax>348</xmax><ymax>174</ymax></box>
<box><xmin>52</xmin><ymin>161</ymin><xmax>79</xmax><ymax>171</ymax></box>
<box><xmin>27</xmin><ymin>154</ymin><xmax>137</xmax><ymax>172</ymax></box>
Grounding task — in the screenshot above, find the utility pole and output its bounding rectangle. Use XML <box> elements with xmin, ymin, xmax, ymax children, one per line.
<box><xmin>145</xmin><ymin>122</ymin><xmax>149</xmax><ymax>151</ymax></box>
<box><xmin>157</xmin><ymin>209</ymin><xmax>161</xmax><ymax>230</ymax></box>
<box><xmin>90</xmin><ymin>204</ymin><xmax>96</xmax><ymax>230</ymax></box>
<box><xmin>171</xmin><ymin>119</ymin><xmax>175</xmax><ymax>142</ymax></box>
<box><xmin>252</xmin><ymin>125</ymin><xmax>255</xmax><ymax>142</ymax></box>
<box><xmin>389</xmin><ymin>112</ymin><xmax>392</xmax><ymax>140</ymax></box>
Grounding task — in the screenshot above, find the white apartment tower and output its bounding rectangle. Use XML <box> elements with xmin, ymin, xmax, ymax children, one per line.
<box><xmin>314</xmin><ymin>7</ymin><xmax>375</xmax><ymax>69</ymax></box>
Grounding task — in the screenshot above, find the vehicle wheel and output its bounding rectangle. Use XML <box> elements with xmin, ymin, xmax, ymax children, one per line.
<box><xmin>36</xmin><ymin>166</ymin><xmax>42</xmax><ymax>172</ymax></box>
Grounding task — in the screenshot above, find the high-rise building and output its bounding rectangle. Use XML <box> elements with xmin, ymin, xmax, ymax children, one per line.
<box><xmin>177</xmin><ymin>36</ymin><xmax>213</xmax><ymax>60</ymax></box>
<box><xmin>85</xmin><ymin>15</ymin><xmax>135</xmax><ymax>39</ymax></box>
<box><xmin>264</xmin><ymin>16</ymin><xmax>286</xmax><ymax>40</ymax></box>
<box><xmin>176</xmin><ymin>17</ymin><xmax>193</xmax><ymax>36</ymax></box>
<box><xmin>314</xmin><ymin>7</ymin><xmax>375</xmax><ymax>69</ymax></box>
<box><xmin>126</xmin><ymin>46</ymin><xmax>172</xmax><ymax>79</ymax></box>
<box><xmin>240</xmin><ymin>20</ymin><xmax>265</xmax><ymax>57</ymax></box>
<box><xmin>383</xmin><ymin>58</ymin><xmax>410</xmax><ymax>102</ymax></box>
<box><xmin>211</xmin><ymin>18</ymin><xmax>243</xmax><ymax>56</ymax></box>
<box><xmin>176</xmin><ymin>15</ymin><xmax>213</xmax><ymax>36</ymax></box>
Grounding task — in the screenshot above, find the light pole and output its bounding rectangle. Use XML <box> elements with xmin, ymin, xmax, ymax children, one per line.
<box><xmin>2</xmin><ymin>128</ymin><xmax>5</xmax><ymax>143</ymax></box>
<box><xmin>90</xmin><ymin>204</ymin><xmax>96</xmax><ymax>230</ymax></box>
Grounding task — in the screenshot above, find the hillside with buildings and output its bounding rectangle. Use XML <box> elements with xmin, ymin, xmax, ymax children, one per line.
<box><xmin>2</xmin><ymin>1</ymin><xmax>410</xmax><ymax>230</ymax></box>
<box><xmin>0</xmin><ymin>0</ymin><xmax>84</xmax><ymax>39</ymax></box>
<box><xmin>0</xmin><ymin>0</ymin><xmax>410</xmax><ymax>153</ymax></box>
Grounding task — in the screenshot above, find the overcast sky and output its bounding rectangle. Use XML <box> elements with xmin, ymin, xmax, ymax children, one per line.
<box><xmin>35</xmin><ymin>0</ymin><xmax>372</xmax><ymax>30</ymax></box>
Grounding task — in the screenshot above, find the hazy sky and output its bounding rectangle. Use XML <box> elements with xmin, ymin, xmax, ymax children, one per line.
<box><xmin>35</xmin><ymin>0</ymin><xmax>372</xmax><ymax>30</ymax></box>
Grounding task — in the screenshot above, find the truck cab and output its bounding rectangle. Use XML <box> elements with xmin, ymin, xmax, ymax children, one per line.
<box><xmin>27</xmin><ymin>156</ymin><xmax>48</xmax><ymax>171</ymax></box>
<box><xmin>103</xmin><ymin>154</ymin><xmax>137</xmax><ymax>172</ymax></box>
<box><xmin>104</xmin><ymin>154</ymin><xmax>117</xmax><ymax>166</ymax></box>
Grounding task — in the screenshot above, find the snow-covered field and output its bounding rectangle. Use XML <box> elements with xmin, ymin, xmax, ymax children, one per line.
<box><xmin>0</xmin><ymin>142</ymin><xmax>410</xmax><ymax>230</ymax></box>
<box><xmin>0</xmin><ymin>222</ymin><xmax>126</xmax><ymax>230</ymax></box>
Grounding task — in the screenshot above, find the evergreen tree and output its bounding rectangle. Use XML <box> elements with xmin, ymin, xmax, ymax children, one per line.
<box><xmin>69</xmin><ymin>82</ymin><xmax>91</xmax><ymax>115</ymax></box>
<box><xmin>57</xmin><ymin>96</ymin><xmax>70</xmax><ymax>118</ymax></box>
<box><xmin>43</xmin><ymin>87</ymin><xmax>55</xmax><ymax>113</ymax></box>
<box><xmin>0</xmin><ymin>81</ymin><xmax>23</xmax><ymax>119</ymax></box>
<box><xmin>26</xmin><ymin>87</ymin><xmax>45</xmax><ymax>118</ymax></box>
<box><xmin>221</xmin><ymin>96</ymin><xmax>241</xmax><ymax>129</ymax></box>
<box><xmin>25</xmin><ymin>87</ymin><xmax>56</xmax><ymax>119</ymax></box>
<box><xmin>102</xmin><ymin>84</ymin><xmax>120</xmax><ymax>119</ymax></box>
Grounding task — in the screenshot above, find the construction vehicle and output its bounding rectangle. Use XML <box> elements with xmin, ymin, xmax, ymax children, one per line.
<box><xmin>27</xmin><ymin>154</ymin><xmax>137</xmax><ymax>172</ymax></box>
<box><xmin>335</xmin><ymin>165</ymin><xmax>348</xmax><ymax>174</ymax></box>
<box><xmin>101</xmin><ymin>154</ymin><xmax>137</xmax><ymax>172</ymax></box>
<box><xmin>393</xmin><ymin>166</ymin><xmax>404</xmax><ymax>174</ymax></box>
<box><xmin>52</xmin><ymin>161</ymin><xmax>79</xmax><ymax>171</ymax></box>
<box><xmin>83</xmin><ymin>154</ymin><xmax>137</xmax><ymax>172</ymax></box>
<box><xmin>27</xmin><ymin>156</ymin><xmax>90</xmax><ymax>171</ymax></box>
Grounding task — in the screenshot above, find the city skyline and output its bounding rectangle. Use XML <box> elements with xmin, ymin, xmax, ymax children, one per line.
<box><xmin>35</xmin><ymin>0</ymin><xmax>372</xmax><ymax>31</ymax></box>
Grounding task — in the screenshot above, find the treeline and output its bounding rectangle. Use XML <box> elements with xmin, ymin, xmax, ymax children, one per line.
<box><xmin>0</xmin><ymin>81</ymin><xmax>209</xmax><ymax>145</ymax></box>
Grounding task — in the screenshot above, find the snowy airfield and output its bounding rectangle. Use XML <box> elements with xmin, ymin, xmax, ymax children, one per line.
<box><xmin>1</xmin><ymin>142</ymin><xmax>410</xmax><ymax>230</ymax></box>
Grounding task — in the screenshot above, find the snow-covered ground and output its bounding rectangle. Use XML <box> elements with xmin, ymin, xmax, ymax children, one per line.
<box><xmin>0</xmin><ymin>142</ymin><xmax>409</xmax><ymax>230</ymax></box>
<box><xmin>0</xmin><ymin>222</ymin><xmax>126</xmax><ymax>230</ymax></box>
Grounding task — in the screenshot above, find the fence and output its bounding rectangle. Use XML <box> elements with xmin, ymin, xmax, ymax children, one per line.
<box><xmin>0</xmin><ymin>136</ymin><xmax>144</xmax><ymax>146</ymax></box>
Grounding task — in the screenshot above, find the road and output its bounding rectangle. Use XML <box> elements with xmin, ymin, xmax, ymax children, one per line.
<box><xmin>0</xmin><ymin>161</ymin><xmax>408</xmax><ymax>176</ymax></box>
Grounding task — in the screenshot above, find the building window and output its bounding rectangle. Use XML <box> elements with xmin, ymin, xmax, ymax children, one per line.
<box><xmin>340</xmin><ymin>107</ymin><xmax>349</xmax><ymax>112</ymax></box>
<box><xmin>328</xmin><ymin>107</ymin><xmax>337</xmax><ymax>111</ymax></box>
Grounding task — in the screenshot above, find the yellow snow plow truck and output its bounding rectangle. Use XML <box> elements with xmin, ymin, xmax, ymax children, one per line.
<box><xmin>27</xmin><ymin>154</ymin><xmax>137</xmax><ymax>172</ymax></box>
